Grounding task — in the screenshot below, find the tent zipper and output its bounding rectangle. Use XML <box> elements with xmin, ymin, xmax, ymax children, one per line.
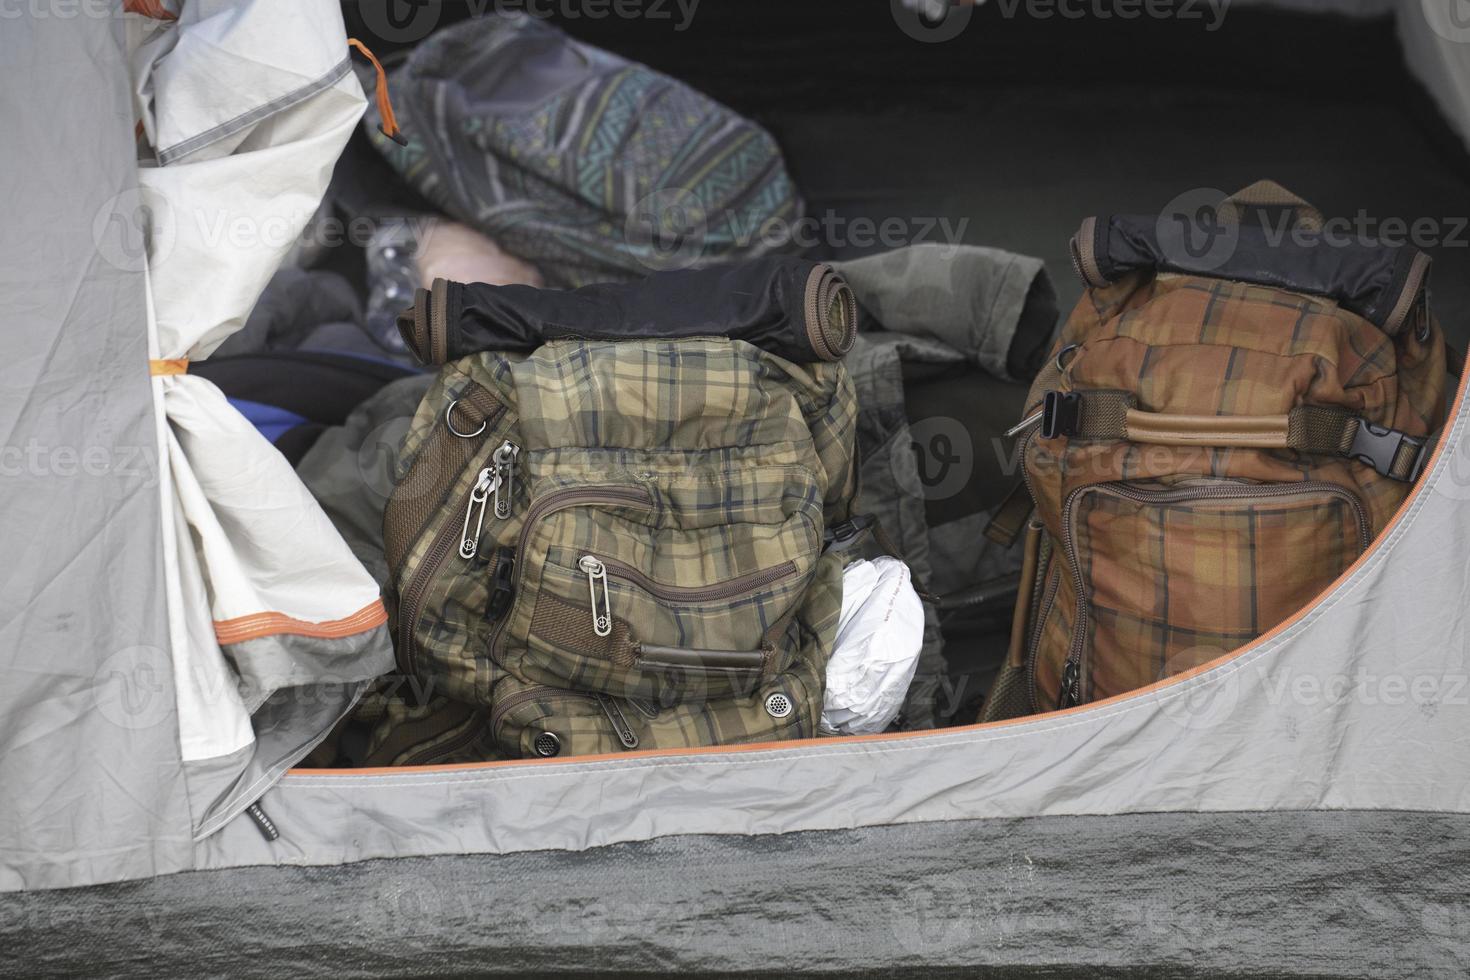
<box><xmin>1054</xmin><ymin>479</ymin><xmax>1371</xmax><ymax>709</ymax></box>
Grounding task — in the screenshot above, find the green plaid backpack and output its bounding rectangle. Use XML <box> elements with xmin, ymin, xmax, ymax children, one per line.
<box><xmin>382</xmin><ymin>338</ymin><xmax>858</xmax><ymax>759</ymax></box>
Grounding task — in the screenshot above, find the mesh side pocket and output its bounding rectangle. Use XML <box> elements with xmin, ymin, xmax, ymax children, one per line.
<box><xmin>529</xmin><ymin>592</ymin><xmax>639</xmax><ymax>669</ymax></box>
<box><xmin>979</xmin><ymin>662</ymin><xmax>1035</xmax><ymax>723</ymax></box>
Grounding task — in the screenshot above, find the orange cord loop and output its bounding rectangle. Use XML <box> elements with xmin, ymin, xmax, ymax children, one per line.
<box><xmin>348</xmin><ymin>38</ymin><xmax>408</xmax><ymax>147</ymax></box>
<box><xmin>123</xmin><ymin>0</ymin><xmax>178</xmax><ymax>19</ymax></box>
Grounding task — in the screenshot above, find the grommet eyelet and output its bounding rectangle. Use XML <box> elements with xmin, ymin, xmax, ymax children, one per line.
<box><xmin>764</xmin><ymin>692</ymin><xmax>793</xmax><ymax>719</ymax></box>
<box><xmin>445</xmin><ymin>398</ymin><xmax>487</xmax><ymax>438</ymax></box>
<box><xmin>532</xmin><ymin>731</ymin><xmax>562</xmax><ymax>757</ymax></box>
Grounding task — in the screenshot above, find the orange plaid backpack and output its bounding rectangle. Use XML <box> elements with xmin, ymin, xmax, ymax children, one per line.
<box><xmin>983</xmin><ymin>182</ymin><xmax>1449</xmax><ymax>719</ymax></box>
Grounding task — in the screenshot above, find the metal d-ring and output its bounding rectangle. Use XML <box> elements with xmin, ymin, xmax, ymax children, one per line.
<box><xmin>1055</xmin><ymin>343</ymin><xmax>1080</xmax><ymax>372</ymax></box>
<box><xmin>445</xmin><ymin>398</ymin><xmax>487</xmax><ymax>438</ymax></box>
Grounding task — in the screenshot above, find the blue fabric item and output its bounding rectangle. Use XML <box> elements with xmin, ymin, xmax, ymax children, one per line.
<box><xmin>229</xmin><ymin>398</ymin><xmax>309</xmax><ymax>444</ymax></box>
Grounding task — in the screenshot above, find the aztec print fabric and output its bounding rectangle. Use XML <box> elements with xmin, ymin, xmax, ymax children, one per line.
<box><xmin>366</xmin><ymin>14</ymin><xmax>803</xmax><ymax>287</ymax></box>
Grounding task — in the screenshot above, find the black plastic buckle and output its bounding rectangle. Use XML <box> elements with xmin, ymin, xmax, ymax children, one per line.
<box><xmin>485</xmin><ymin>549</ymin><xmax>517</xmax><ymax>620</ymax></box>
<box><xmin>824</xmin><ymin>514</ymin><xmax>876</xmax><ymax>553</ymax></box>
<box><xmin>1348</xmin><ymin>420</ymin><xmax>1426</xmax><ymax>482</ymax></box>
<box><xmin>1040</xmin><ymin>391</ymin><xmax>1081</xmax><ymax>440</ymax></box>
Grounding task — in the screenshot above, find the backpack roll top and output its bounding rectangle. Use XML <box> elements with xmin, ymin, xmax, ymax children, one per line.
<box><xmin>384</xmin><ymin>334</ymin><xmax>858</xmax><ymax>756</ymax></box>
<box><xmin>1001</xmin><ymin>183</ymin><xmax>1450</xmax><ymax>714</ymax></box>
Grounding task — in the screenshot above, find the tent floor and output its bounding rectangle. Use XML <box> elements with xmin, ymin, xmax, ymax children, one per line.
<box><xmin>5</xmin><ymin>809</ymin><xmax>1467</xmax><ymax>977</ymax></box>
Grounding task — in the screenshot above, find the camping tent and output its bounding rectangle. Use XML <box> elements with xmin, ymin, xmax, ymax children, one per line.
<box><xmin>3</xmin><ymin>1</ymin><xmax>1470</xmax><ymax>976</ymax></box>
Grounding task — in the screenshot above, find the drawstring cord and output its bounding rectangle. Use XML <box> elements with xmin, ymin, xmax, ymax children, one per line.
<box><xmin>121</xmin><ymin>7</ymin><xmax>407</xmax><ymax>149</ymax></box>
<box><xmin>348</xmin><ymin>38</ymin><xmax>408</xmax><ymax>147</ymax></box>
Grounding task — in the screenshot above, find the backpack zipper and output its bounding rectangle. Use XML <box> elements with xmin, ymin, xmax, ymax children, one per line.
<box><xmin>1052</xmin><ymin>479</ymin><xmax>1371</xmax><ymax>709</ymax></box>
<box><xmin>489</xmin><ymin>685</ymin><xmax>640</xmax><ymax>750</ymax></box>
<box><xmin>574</xmin><ymin>553</ymin><xmax>800</xmax><ymax>636</ymax></box>
<box><xmin>1023</xmin><ymin>542</ymin><xmax>1059</xmax><ymax>713</ymax></box>
<box><xmin>492</xmin><ymin>440</ymin><xmax>519</xmax><ymax>520</ymax></box>
<box><xmin>456</xmin><ymin>440</ymin><xmax>520</xmax><ymax>561</ymax></box>
<box><xmin>393</xmin><ymin>399</ymin><xmax>506</xmax><ymax>678</ymax></box>
<box><xmin>458</xmin><ymin>467</ymin><xmax>501</xmax><ymax>560</ymax></box>
<box><xmin>398</xmin><ymin>709</ymin><xmax>488</xmax><ymax>767</ymax></box>
<box><xmin>487</xmin><ymin>486</ymin><xmax>657</xmax><ymax>664</ymax></box>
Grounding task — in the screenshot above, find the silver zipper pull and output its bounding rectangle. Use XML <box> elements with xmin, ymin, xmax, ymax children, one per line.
<box><xmin>492</xmin><ymin>440</ymin><xmax>519</xmax><ymax>520</ymax></box>
<box><xmin>1005</xmin><ymin>408</ymin><xmax>1045</xmax><ymax>440</ymax></box>
<box><xmin>459</xmin><ymin>467</ymin><xmax>500</xmax><ymax>560</ymax></box>
<box><xmin>578</xmin><ymin>555</ymin><xmax>613</xmax><ymax>637</ymax></box>
<box><xmin>596</xmin><ymin>694</ymin><xmax>640</xmax><ymax>749</ymax></box>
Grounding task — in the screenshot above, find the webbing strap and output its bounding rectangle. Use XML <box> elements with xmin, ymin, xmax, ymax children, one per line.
<box><xmin>1040</xmin><ymin>390</ymin><xmax>1431</xmax><ymax>482</ymax></box>
<box><xmin>981</xmin><ymin>479</ymin><xmax>1035</xmax><ymax>548</ymax></box>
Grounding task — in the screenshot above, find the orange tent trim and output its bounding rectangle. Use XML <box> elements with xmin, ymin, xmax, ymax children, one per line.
<box><xmin>216</xmin><ymin>601</ymin><xmax>388</xmax><ymax>646</ymax></box>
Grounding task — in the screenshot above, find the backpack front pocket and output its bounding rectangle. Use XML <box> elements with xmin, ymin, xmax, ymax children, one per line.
<box><xmin>1034</xmin><ymin>479</ymin><xmax>1371</xmax><ymax>707</ymax></box>
<box><xmin>495</xmin><ymin>458</ymin><xmax>824</xmax><ymax>702</ymax></box>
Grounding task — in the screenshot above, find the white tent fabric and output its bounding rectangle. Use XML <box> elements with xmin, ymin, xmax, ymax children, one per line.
<box><xmin>126</xmin><ymin>0</ymin><xmax>391</xmax><ymax>828</ymax></box>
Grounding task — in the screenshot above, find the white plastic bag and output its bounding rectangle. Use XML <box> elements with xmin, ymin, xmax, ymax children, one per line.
<box><xmin>822</xmin><ymin>558</ymin><xmax>926</xmax><ymax>735</ymax></box>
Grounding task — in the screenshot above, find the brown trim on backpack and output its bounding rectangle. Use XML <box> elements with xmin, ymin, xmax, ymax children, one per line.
<box><xmin>1068</xmin><ymin>216</ymin><xmax>1107</xmax><ymax>288</ymax></box>
<box><xmin>1039</xmin><ymin>389</ymin><xmax>1431</xmax><ymax>482</ymax></box>
<box><xmin>1122</xmin><ymin>409</ymin><xmax>1292</xmax><ymax>449</ymax></box>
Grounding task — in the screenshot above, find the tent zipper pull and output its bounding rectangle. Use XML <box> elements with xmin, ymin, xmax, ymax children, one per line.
<box><xmin>459</xmin><ymin>467</ymin><xmax>500</xmax><ymax>560</ymax></box>
<box><xmin>245</xmin><ymin>801</ymin><xmax>279</xmax><ymax>842</ymax></box>
<box><xmin>578</xmin><ymin>555</ymin><xmax>613</xmax><ymax>637</ymax></box>
<box><xmin>492</xmin><ymin>441</ymin><xmax>519</xmax><ymax>520</ymax></box>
